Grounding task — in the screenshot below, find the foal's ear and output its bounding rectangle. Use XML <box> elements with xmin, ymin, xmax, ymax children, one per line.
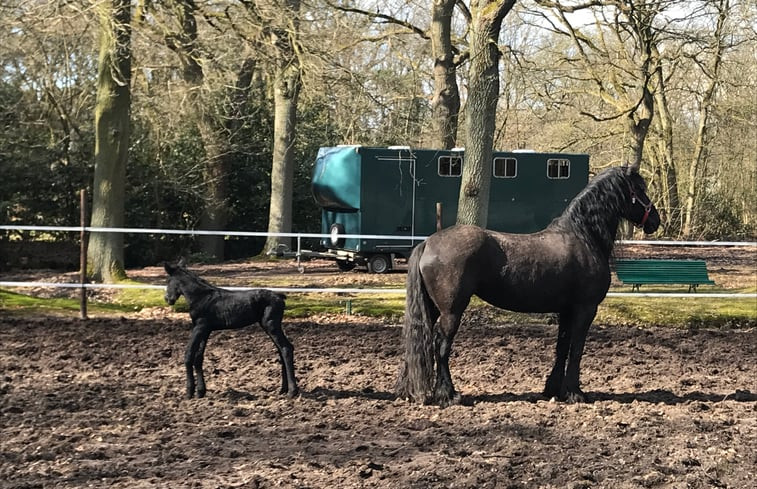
<box><xmin>177</xmin><ymin>257</ymin><xmax>187</xmax><ymax>268</ymax></box>
<box><xmin>625</xmin><ymin>161</ymin><xmax>641</xmax><ymax>175</ymax></box>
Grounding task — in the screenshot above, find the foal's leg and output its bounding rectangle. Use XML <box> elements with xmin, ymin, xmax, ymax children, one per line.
<box><xmin>260</xmin><ymin>307</ymin><xmax>298</xmax><ymax>397</ymax></box>
<box><xmin>433</xmin><ymin>311</ymin><xmax>463</xmax><ymax>407</ymax></box>
<box><xmin>193</xmin><ymin>335</ymin><xmax>210</xmax><ymax>398</ymax></box>
<box><xmin>563</xmin><ymin>305</ymin><xmax>598</xmax><ymax>403</ymax></box>
<box><xmin>185</xmin><ymin>320</ymin><xmax>211</xmax><ymax>399</ymax></box>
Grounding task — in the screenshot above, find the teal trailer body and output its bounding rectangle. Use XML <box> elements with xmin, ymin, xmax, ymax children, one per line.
<box><xmin>311</xmin><ymin>146</ymin><xmax>589</xmax><ymax>272</ymax></box>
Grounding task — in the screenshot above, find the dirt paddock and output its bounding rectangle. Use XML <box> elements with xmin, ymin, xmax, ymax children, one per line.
<box><xmin>0</xmin><ymin>311</ymin><xmax>755</xmax><ymax>488</ymax></box>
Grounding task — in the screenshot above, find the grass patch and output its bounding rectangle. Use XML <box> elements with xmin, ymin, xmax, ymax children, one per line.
<box><xmin>115</xmin><ymin>280</ymin><xmax>166</xmax><ymax>309</ymax></box>
<box><xmin>598</xmin><ymin>293</ymin><xmax>757</xmax><ymax>329</ymax></box>
<box><xmin>0</xmin><ymin>289</ymin><xmax>134</xmax><ymax>316</ymax></box>
<box><xmin>3</xmin><ymin>284</ymin><xmax>754</xmax><ymax>329</ymax></box>
<box><xmin>283</xmin><ymin>293</ymin><xmax>406</xmax><ymax>321</ymax></box>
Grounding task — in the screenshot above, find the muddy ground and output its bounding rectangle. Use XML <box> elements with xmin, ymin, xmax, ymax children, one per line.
<box><xmin>1</xmin><ymin>312</ymin><xmax>755</xmax><ymax>488</ymax></box>
<box><xmin>1</xmin><ymin>245</ymin><xmax>756</xmax><ymax>488</ymax></box>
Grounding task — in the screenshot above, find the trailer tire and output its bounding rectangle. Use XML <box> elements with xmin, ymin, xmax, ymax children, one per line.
<box><xmin>368</xmin><ymin>254</ymin><xmax>391</xmax><ymax>274</ymax></box>
<box><xmin>336</xmin><ymin>260</ymin><xmax>356</xmax><ymax>272</ymax></box>
<box><xmin>329</xmin><ymin>223</ymin><xmax>346</xmax><ymax>248</ymax></box>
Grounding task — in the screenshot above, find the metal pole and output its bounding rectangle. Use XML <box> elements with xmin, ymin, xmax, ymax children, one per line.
<box><xmin>79</xmin><ymin>189</ymin><xmax>88</xmax><ymax>320</ymax></box>
<box><xmin>296</xmin><ymin>235</ymin><xmax>304</xmax><ymax>273</ymax></box>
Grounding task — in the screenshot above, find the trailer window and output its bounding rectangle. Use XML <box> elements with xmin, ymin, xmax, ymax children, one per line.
<box><xmin>547</xmin><ymin>158</ymin><xmax>570</xmax><ymax>179</ymax></box>
<box><xmin>438</xmin><ymin>156</ymin><xmax>462</xmax><ymax>177</ymax></box>
<box><xmin>493</xmin><ymin>157</ymin><xmax>517</xmax><ymax>178</ymax></box>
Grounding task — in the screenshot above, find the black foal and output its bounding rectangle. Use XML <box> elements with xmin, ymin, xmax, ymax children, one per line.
<box><xmin>164</xmin><ymin>259</ymin><xmax>298</xmax><ymax>399</ymax></box>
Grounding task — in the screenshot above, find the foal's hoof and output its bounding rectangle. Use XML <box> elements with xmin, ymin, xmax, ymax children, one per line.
<box><xmin>285</xmin><ymin>387</ymin><xmax>300</xmax><ymax>398</ymax></box>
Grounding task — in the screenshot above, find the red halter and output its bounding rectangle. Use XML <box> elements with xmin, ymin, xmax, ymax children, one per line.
<box><xmin>629</xmin><ymin>187</ymin><xmax>653</xmax><ymax>229</ymax></box>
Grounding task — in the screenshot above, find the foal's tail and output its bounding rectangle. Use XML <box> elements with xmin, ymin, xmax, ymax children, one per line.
<box><xmin>395</xmin><ymin>241</ymin><xmax>436</xmax><ymax>404</ymax></box>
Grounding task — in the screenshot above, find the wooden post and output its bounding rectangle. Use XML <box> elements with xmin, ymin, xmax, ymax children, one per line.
<box><xmin>79</xmin><ymin>189</ymin><xmax>89</xmax><ymax>320</ymax></box>
<box><xmin>436</xmin><ymin>202</ymin><xmax>443</xmax><ymax>231</ymax></box>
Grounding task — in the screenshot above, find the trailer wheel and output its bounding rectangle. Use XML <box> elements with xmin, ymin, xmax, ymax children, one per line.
<box><xmin>336</xmin><ymin>260</ymin><xmax>356</xmax><ymax>272</ymax></box>
<box><xmin>368</xmin><ymin>254</ymin><xmax>391</xmax><ymax>274</ymax></box>
<box><xmin>329</xmin><ymin>223</ymin><xmax>346</xmax><ymax>248</ymax></box>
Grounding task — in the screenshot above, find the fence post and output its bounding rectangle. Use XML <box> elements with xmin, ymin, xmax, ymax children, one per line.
<box><xmin>79</xmin><ymin>189</ymin><xmax>89</xmax><ymax>320</ymax></box>
<box><xmin>436</xmin><ymin>202</ymin><xmax>443</xmax><ymax>231</ymax></box>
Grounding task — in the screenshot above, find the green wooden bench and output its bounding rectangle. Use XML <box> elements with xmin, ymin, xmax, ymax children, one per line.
<box><xmin>614</xmin><ymin>259</ymin><xmax>715</xmax><ymax>292</ymax></box>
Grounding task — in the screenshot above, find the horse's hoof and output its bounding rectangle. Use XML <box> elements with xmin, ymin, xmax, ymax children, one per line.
<box><xmin>543</xmin><ymin>387</ymin><xmax>560</xmax><ymax>400</ymax></box>
<box><xmin>543</xmin><ymin>376</ymin><xmax>563</xmax><ymax>399</ymax></box>
<box><xmin>564</xmin><ymin>390</ymin><xmax>589</xmax><ymax>403</ymax></box>
<box><xmin>286</xmin><ymin>388</ymin><xmax>300</xmax><ymax>398</ymax></box>
<box><xmin>435</xmin><ymin>391</ymin><xmax>461</xmax><ymax>408</ymax></box>
<box><xmin>196</xmin><ymin>390</ymin><xmax>206</xmax><ymax>399</ymax></box>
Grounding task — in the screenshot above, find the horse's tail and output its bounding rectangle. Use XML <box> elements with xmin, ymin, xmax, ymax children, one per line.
<box><xmin>395</xmin><ymin>241</ymin><xmax>436</xmax><ymax>404</ymax></box>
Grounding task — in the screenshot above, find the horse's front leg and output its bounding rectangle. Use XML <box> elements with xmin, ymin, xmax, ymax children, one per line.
<box><xmin>184</xmin><ymin>321</ymin><xmax>211</xmax><ymax>399</ymax></box>
<box><xmin>562</xmin><ymin>305</ymin><xmax>597</xmax><ymax>403</ymax></box>
<box><xmin>193</xmin><ymin>336</ymin><xmax>209</xmax><ymax>398</ymax></box>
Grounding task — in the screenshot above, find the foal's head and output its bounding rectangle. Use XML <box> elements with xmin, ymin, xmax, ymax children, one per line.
<box><xmin>164</xmin><ymin>259</ymin><xmax>187</xmax><ymax>305</ymax></box>
<box><xmin>623</xmin><ymin>167</ymin><xmax>661</xmax><ymax>235</ymax></box>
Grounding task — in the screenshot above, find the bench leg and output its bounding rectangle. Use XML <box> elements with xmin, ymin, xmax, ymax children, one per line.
<box><xmin>632</xmin><ymin>284</ymin><xmax>640</xmax><ymax>292</ymax></box>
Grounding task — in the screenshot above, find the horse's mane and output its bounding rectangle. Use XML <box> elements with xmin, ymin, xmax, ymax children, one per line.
<box><xmin>176</xmin><ymin>266</ymin><xmax>219</xmax><ymax>291</ymax></box>
<box><xmin>554</xmin><ymin>167</ymin><xmax>630</xmax><ymax>257</ymax></box>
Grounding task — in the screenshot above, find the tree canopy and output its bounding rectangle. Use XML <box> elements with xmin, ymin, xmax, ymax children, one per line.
<box><xmin>1</xmin><ymin>0</ymin><xmax>754</xmax><ymax>269</ymax></box>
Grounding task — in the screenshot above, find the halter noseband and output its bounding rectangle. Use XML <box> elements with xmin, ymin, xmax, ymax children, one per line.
<box><xmin>629</xmin><ymin>185</ymin><xmax>653</xmax><ymax>229</ymax></box>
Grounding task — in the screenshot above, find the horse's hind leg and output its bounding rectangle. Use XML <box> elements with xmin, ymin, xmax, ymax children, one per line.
<box><xmin>544</xmin><ymin>312</ymin><xmax>572</xmax><ymax>399</ymax></box>
<box><xmin>433</xmin><ymin>311</ymin><xmax>463</xmax><ymax>407</ymax></box>
<box><xmin>261</xmin><ymin>307</ymin><xmax>298</xmax><ymax>398</ymax></box>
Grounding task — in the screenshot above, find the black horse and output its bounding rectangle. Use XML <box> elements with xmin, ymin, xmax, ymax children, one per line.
<box><xmin>396</xmin><ymin>165</ymin><xmax>660</xmax><ymax>406</ymax></box>
<box><xmin>164</xmin><ymin>259</ymin><xmax>298</xmax><ymax>399</ymax></box>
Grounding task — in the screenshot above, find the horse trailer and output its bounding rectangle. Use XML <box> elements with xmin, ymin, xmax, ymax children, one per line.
<box><xmin>311</xmin><ymin>145</ymin><xmax>589</xmax><ymax>272</ymax></box>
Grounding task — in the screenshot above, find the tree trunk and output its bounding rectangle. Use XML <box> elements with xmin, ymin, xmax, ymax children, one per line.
<box><xmin>652</xmin><ymin>69</ymin><xmax>681</xmax><ymax>236</ymax></box>
<box><xmin>682</xmin><ymin>0</ymin><xmax>728</xmax><ymax>238</ymax></box>
<box><xmin>89</xmin><ymin>0</ymin><xmax>131</xmax><ymax>283</ymax></box>
<box><xmin>456</xmin><ymin>0</ymin><xmax>515</xmax><ymax>227</ymax></box>
<box><xmin>429</xmin><ymin>0</ymin><xmax>460</xmax><ymax>149</ymax></box>
<box><xmin>197</xmin><ymin>125</ymin><xmax>230</xmax><ymax>260</ymax></box>
<box><xmin>167</xmin><ymin>0</ymin><xmax>229</xmax><ymax>260</ymax></box>
<box><xmin>264</xmin><ymin>62</ymin><xmax>300</xmax><ymax>254</ymax></box>
<box><xmin>263</xmin><ymin>0</ymin><xmax>301</xmax><ymax>255</ymax></box>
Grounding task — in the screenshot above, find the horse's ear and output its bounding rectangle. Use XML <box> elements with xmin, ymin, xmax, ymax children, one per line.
<box><xmin>177</xmin><ymin>257</ymin><xmax>187</xmax><ymax>268</ymax></box>
<box><xmin>164</xmin><ymin>262</ymin><xmax>176</xmax><ymax>274</ymax></box>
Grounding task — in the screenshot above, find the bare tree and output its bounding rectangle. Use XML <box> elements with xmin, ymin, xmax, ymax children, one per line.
<box><xmin>430</xmin><ymin>0</ymin><xmax>468</xmax><ymax>148</ymax></box>
<box><xmin>456</xmin><ymin>0</ymin><xmax>516</xmax><ymax>227</ymax></box>
<box><xmin>262</xmin><ymin>0</ymin><xmax>303</xmax><ymax>254</ymax></box>
<box><xmin>326</xmin><ymin>1</ymin><xmax>467</xmax><ymax>148</ymax></box>
<box><xmin>89</xmin><ymin>0</ymin><xmax>132</xmax><ymax>282</ymax></box>
<box><xmin>681</xmin><ymin>0</ymin><xmax>730</xmax><ymax>237</ymax></box>
<box><xmin>157</xmin><ymin>0</ymin><xmax>235</xmax><ymax>260</ymax></box>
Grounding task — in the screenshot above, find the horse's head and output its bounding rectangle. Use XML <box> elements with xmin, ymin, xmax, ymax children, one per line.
<box><xmin>164</xmin><ymin>258</ymin><xmax>187</xmax><ymax>305</ymax></box>
<box><xmin>624</xmin><ymin>168</ymin><xmax>661</xmax><ymax>234</ymax></box>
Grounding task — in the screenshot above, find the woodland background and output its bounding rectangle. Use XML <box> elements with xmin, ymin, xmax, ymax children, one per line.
<box><xmin>1</xmin><ymin>0</ymin><xmax>755</xmax><ymax>271</ymax></box>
